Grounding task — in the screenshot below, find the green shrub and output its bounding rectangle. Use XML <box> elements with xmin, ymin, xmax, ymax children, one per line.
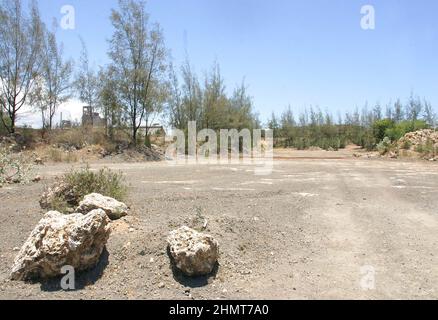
<box><xmin>401</xmin><ymin>140</ymin><xmax>412</xmax><ymax>150</ymax></box>
<box><xmin>385</xmin><ymin>120</ymin><xmax>429</xmax><ymax>141</ymax></box>
<box><xmin>65</xmin><ymin>166</ymin><xmax>127</xmax><ymax>202</ymax></box>
<box><xmin>376</xmin><ymin>137</ymin><xmax>392</xmax><ymax>155</ymax></box>
<box><xmin>44</xmin><ymin>166</ymin><xmax>128</xmax><ymax>212</ymax></box>
<box><xmin>372</xmin><ymin>119</ymin><xmax>395</xmax><ymax>142</ymax></box>
<box><xmin>415</xmin><ymin>139</ymin><xmax>436</xmax><ymax>157</ymax></box>
<box><xmin>0</xmin><ymin>117</ymin><xmax>11</xmax><ymax>136</ymax></box>
<box><xmin>360</xmin><ymin>132</ymin><xmax>376</xmax><ymax>151</ymax></box>
<box><xmin>415</xmin><ymin>144</ymin><xmax>424</xmax><ymax>154</ymax></box>
<box><xmin>371</xmin><ymin>119</ymin><xmax>429</xmax><ymax>143</ymax></box>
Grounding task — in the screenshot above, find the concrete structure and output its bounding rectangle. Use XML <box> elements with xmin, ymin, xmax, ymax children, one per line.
<box><xmin>60</xmin><ymin>120</ymin><xmax>72</xmax><ymax>129</ymax></box>
<box><xmin>139</xmin><ymin>123</ymin><xmax>166</xmax><ymax>136</ymax></box>
<box><xmin>82</xmin><ymin>106</ymin><xmax>106</xmax><ymax>127</ymax></box>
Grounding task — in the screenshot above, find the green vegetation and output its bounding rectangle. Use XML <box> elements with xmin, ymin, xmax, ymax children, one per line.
<box><xmin>376</xmin><ymin>137</ymin><xmax>392</xmax><ymax>155</ymax></box>
<box><xmin>384</xmin><ymin>120</ymin><xmax>429</xmax><ymax>141</ymax></box>
<box><xmin>269</xmin><ymin>96</ymin><xmax>435</xmax><ymax>151</ymax></box>
<box><xmin>415</xmin><ymin>139</ymin><xmax>437</xmax><ymax>158</ymax></box>
<box><xmin>167</xmin><ymin>62</ymin><xmax>259</xmax><ymax>135</ymax></box>
<box><xmin>0</xmin><ymin>117</ymin><xmax>11</xmax><ymax>136</ymax></box>
<box><xmin>372</xmin><ymin>119</ymin><xmax>395</xmax><ymax>142</ymax></box>
<box><xmin>64</xmin><ymin>166</ymin><xmax>127</xmax><ymax>202</ymax></box>
<box><xmin>46</xmin><ymin>166</ymin><xmax>128</xmax><ymax>212</ymax></box>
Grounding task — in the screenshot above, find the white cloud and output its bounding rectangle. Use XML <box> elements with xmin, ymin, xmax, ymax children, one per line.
<box><xmin>17</xmin><ymin>99</ymin><xmax>84</xmax><ymax>128</ymax></box>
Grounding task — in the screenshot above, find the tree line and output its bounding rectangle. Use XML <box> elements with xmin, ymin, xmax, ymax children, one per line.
<box><xmin>268</xmin><ymin>96</ymin><xmax>436</xmax><ymax>150</ymax></box>
<box><xmin>0</xmin><ymin>0</ymin><xmax>259</xmax><ymax>146</ymax></box>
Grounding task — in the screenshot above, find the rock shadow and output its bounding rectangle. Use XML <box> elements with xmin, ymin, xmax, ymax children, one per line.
<box><xmin>39</xmin><ymin>247</ymin><xmax>110</xmax><ymax>292</ymax></box>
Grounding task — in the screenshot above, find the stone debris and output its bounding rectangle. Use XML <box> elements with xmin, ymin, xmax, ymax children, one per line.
<box><xmin>399</xmin><ymin>129</ymin><xmax>438</xmax><ymax>150</ymax></box>
<box><xmin>34</xmin><ymin>158</ymin><xmax>44</xmax><ymax>165</ymax></box>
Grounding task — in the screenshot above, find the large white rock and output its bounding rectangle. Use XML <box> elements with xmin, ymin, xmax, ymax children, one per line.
<box><xmin>10</xmin><ymin>209</ymin><xmax>111</xmax><ymax>281</ymax></box>
<box><xmin>167</xmin><ymin>226</ymin><xmax>219</xmax><ymax>276</ymax></box>
<box><xmin>76</xmin><ymin>193</ymin><xmax>128</xmax><ymax>220</ymax></box>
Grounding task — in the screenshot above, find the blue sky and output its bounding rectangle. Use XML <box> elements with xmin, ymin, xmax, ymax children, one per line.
<box><xmin>21</xmin><ymin>0</ymin><xmax>438</xmax><ymax>125</ymax></box>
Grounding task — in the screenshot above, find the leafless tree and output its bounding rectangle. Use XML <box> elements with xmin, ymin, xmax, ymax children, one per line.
<box><xmin>31</xmin><ymin>25</ymin><xmax>73</xmax><ymax>131</ymax></box>
<box><xmin>75</xmin><ymin>38</ymin><xmax>100</xmax><ymax>124</ymax></box>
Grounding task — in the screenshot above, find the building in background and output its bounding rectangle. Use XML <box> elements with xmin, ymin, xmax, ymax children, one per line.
<box><xmin>82</xmin><ymin>106</ymin><xmax>106</xmax><ymax>127</ymax></box>
<box><xmin>138</xmin><ymin>123</ymin><xmax>166</xmax><ymax>137</ymax></box>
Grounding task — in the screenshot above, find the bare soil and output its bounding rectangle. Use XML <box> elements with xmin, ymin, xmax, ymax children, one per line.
<box><xmin>0</xmin><ymin>148</ymin><xmax>437</xmax><ymax>300</ymax></box>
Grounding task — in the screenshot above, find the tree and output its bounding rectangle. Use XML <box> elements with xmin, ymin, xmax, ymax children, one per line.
<box><xmin>75</xmin><ymin>38</ymin><xmax>100</xmax><ymax>123</ymax></box>
<box><xmin>31</xmin><ymin>26</ymin><xmax>73</xmax><ymax>131</ymax></box>
<box><xmin>0</xmin><ymin>0</ymin><xmax>44</xmax><ymax>133</ymax></box>
<box><xmin>385</xmin><ymin>101</ymin><xmax>394</xmax><ymax>120</ymax></box>
<box><xmin>229</xmin><ymin>81</ymin><xmax>257</xmax><ymax>131</ymax></box>
<box><xmin>99</xmin><ymin>66</ymin><xmax>122</xmax><ymax>139</ymax></box>
<box><xmin>281</xmin><ymin>105</ymin><xmax>296</xmax><ymax>128</ymax></box>
<box><xmin>280</xmin><ymin>106</ymin><xmax>297</xmax><ymax>147</ymax></box>
<box><xmin>166</xmin><ymin>63</ymin><xmax>183</xmax><ymax>130</ymax></box>
<box><xmin>268</xmin><ymin>112</ymin><xmax>280</xmax><ymax>138</ymax></box>
<box><xmin>423</xmin><ymin>100</ymin><xmax>436</xmax><ymax>129</ymax></box>
<box><xmin>406</xmin><ymin>93</ymin><xmax>423</xmax><ymax>121</ymax></box>
<box><xmin>372</xmin><ymin>118</ymin><xmax>395</xmax><ymax>142</ymax></box>
<box><xmin>373</xmin><ymin>103</ymin><xmax>382</xmax><ymax>121</ymax></box>
<box><xmin>393</xmin><ymin>99</ymin><xmax>404</xmax><ymax>122</ymax></box>
<box><xmin>201</xmin><ymin>62</ymin><xmax>228</xmax><ymax>130</ymax></box>
<box><xmin>108</xmin><ymin>0</ymin><xmax>168</xmax><ymax>145</ymax></box>
<box><xmin>167</xmin><ymin>58</ymin><xmax>258</xmax><ymax>135</ymax></box>
<box><xmin>180</xmin><ymin>58</ymin><xmax>202</xmax><ymax>128</ymax></box>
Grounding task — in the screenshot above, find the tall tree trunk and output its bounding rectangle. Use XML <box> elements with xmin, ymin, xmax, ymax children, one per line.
<box><xmin>132</xmin><ymin>125</ymin><xmax>137</xmax><ymax>146</ymax></box>
<box><xmin>10</xmin><ymin>113</ymin><xmax>16</xmax><ymax>134</ymax></box>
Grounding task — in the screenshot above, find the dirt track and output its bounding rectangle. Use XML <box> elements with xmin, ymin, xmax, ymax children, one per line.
<box><xmin>0</xmin><ymin>152</ymin><xmax>437</xmax><ymax>299</ymax></box>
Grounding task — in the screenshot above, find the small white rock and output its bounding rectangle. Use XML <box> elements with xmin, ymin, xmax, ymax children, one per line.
<box><xmin>76</xmin><ymin>193</ymin><xmax>128</xmax><ymax>220</ymax></box>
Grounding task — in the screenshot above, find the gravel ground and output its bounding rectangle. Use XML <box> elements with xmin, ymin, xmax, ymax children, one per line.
<box><xmin>0</xmin><ymin>151</ymin><xmax>437</xmax><ymax>300</ymax></box>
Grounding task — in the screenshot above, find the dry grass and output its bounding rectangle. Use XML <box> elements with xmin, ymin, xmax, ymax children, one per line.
<box><xmin>47</xmin><ymin>148</ymin><xmax>79</xmax><ymax>163</ymax></box>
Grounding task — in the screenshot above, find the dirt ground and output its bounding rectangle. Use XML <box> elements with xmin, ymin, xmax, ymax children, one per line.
<box><xmin>0</xmin><ymin>148</ymin><xmax>437</xmax><ymax>300</ymax></box>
